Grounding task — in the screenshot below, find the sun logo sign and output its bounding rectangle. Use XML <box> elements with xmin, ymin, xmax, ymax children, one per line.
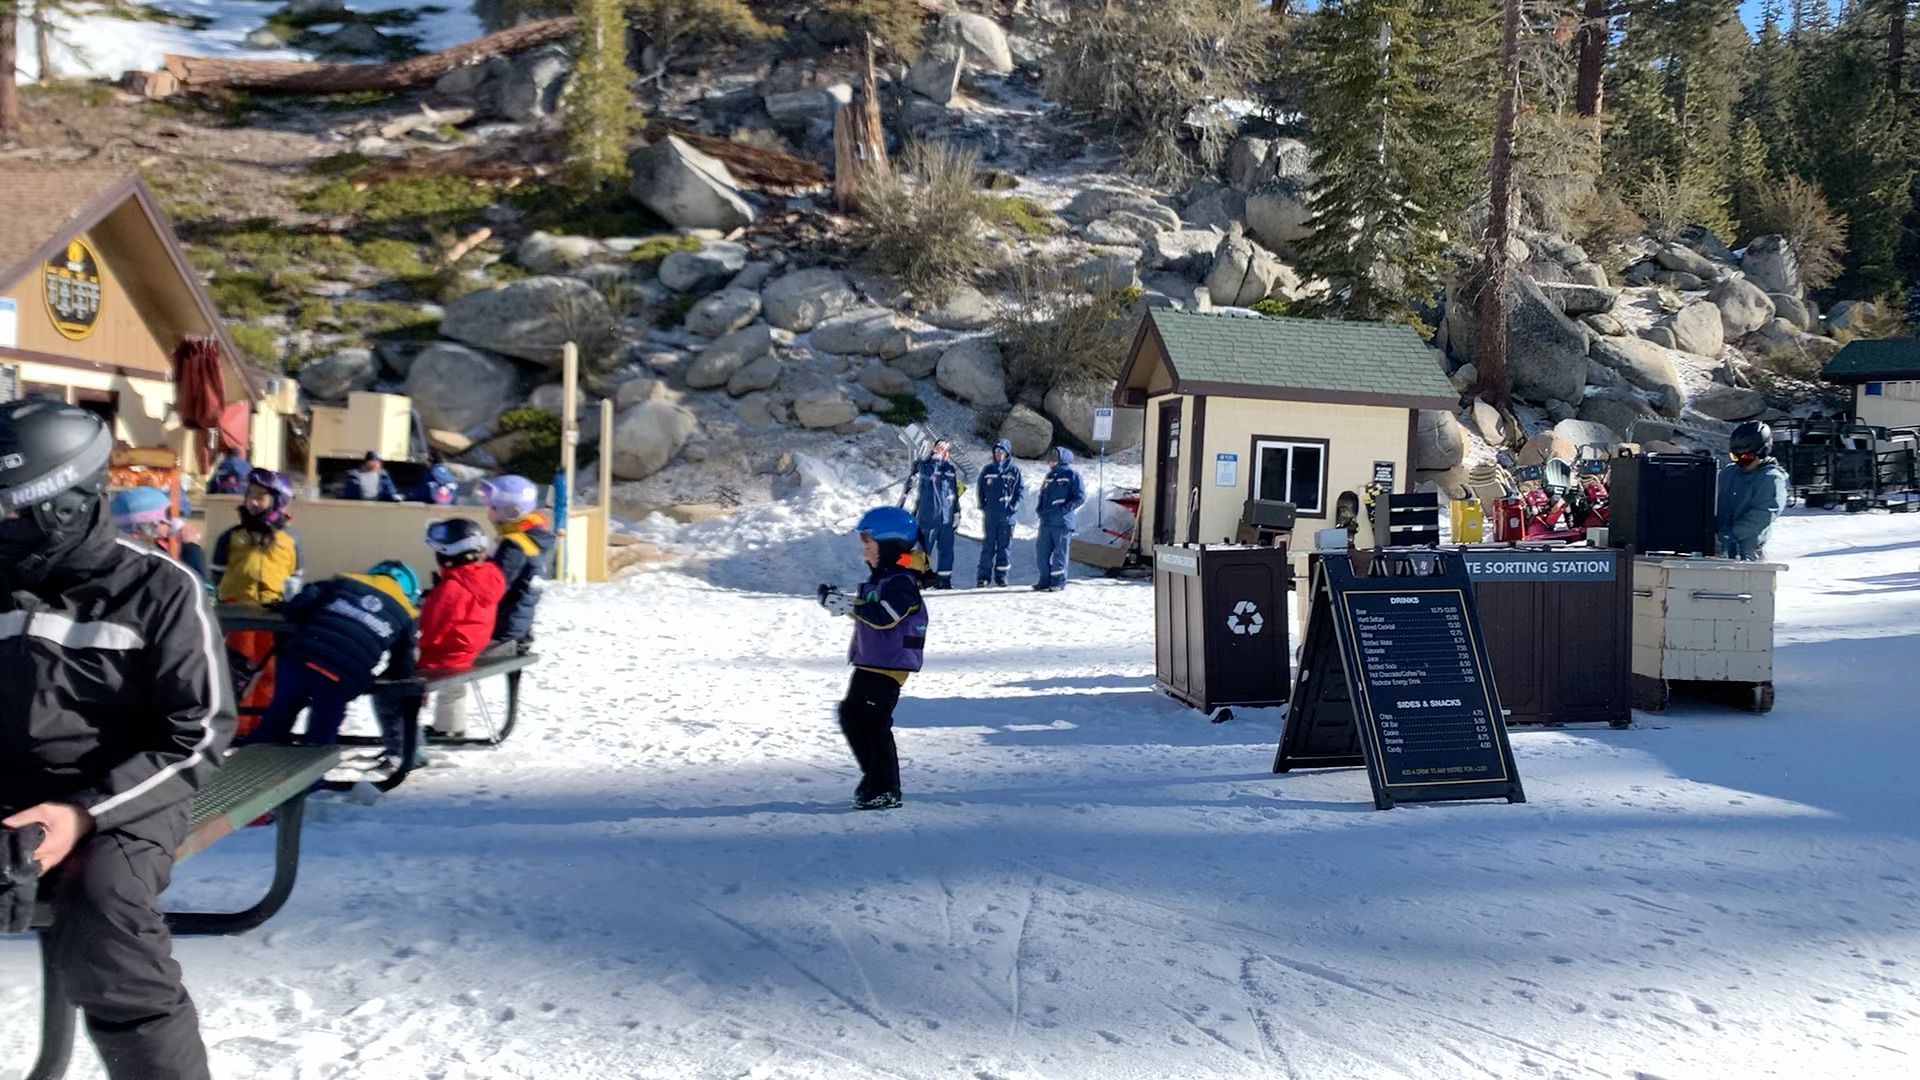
<box><xmin>1226</xmin><ymin>600</ymin><xmax>1264</xmax><ymax>635</ymax></box>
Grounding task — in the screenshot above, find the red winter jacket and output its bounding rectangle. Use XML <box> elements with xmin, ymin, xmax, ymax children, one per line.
<box><xmin>417</xmin><ymin>560</ymin><xmax>508</xmax><ymax>671</ymax></box>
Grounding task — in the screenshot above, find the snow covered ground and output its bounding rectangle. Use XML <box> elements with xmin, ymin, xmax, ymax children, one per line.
<box><xmin>5</xmin><ymin>492</ymin><xmax>1920</xmax><ymax>1079</ymax></box>
<box><xmin>20</xmin><ymin>1</ymin><xmax>484</xmax><ymax>84</ymax></box>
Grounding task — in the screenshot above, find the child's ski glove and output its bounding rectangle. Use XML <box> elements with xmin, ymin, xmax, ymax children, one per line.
<box><xmin>817</xmin><ymin>584</ymin><xmax>855</xmax><ymax>616</ymax></box>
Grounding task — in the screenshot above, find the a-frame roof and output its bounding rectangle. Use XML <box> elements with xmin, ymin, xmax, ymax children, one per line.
<box><xmin>1116</xmin><ymin>308</ymin><xmax>1456</xmax><ymax>409</ymax></box>
<box><xmin>0</xmin><ymin>164</ymin><xmax>256</xmax><ymax>403</ymax></box>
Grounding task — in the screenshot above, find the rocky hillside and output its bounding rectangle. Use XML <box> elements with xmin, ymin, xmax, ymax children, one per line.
<box><xmin>16</xmin><ymin>3</ymin><xmax>1880</xmax><ymax>532</ymax></box>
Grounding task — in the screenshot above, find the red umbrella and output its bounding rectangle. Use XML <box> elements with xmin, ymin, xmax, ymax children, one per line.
<box><xmin>172</xmin><ymin>336</ymin><xmax>226</xmax><ymax>471</ymax></box>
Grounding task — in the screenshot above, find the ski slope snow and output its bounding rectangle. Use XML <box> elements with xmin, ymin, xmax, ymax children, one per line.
<box><xmin>3</xmin><ymin>494</ymin><xmax>1918</xmax><ymax>1079</ymax></box>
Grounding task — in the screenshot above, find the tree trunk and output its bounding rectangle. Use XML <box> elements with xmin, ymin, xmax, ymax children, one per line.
<box><xmin>1575</xmin><ymin>0</ymin><xmax>1606</xmax><ymax>119</ymax></box>
<box><xmin>833</xmin><ymin>36</ymin><xmax>891</xmax><ymax>213</ymax></box>
<box><xmin>161</xmin><ymin>17</ymin><xmax>575</xmax><ymax>96</ymax></box>
<box><xmin>1474</xmin><ymin>0</ymin><xmax>1522</xmax><ymax>415</ymax></box>
<box><xmin>31</xmin><ymin>0</ymin><xmax>47</xmax><ymax>84</ymax></box>
<box><xmin>0</xmin><ymin>8</ymin><xmax>18</xmax><ymax>141</ymax></box>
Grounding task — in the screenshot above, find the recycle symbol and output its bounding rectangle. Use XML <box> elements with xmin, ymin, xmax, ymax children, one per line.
<box><xmin>1226</xmin><ymin>600</ymin><xmax>1264</xmax><ymax>635</ymax></box>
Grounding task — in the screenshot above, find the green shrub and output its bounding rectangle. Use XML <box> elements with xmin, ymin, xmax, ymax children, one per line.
<box><xmin>207</xmin><ymin>272</ymin><xmax>281</xmax><ymax>320</ymax></box>
<box><xmin>494</xmin><ymin>406</ymin><xmax>564</xmax><ymax>477</ymax></box>
<box><xmin>994</xmin><ymin>260</ymin><xmax>1136</xmax><ymax>395</ymax></box>
<box><xmin>1248</xmin><ymin>298</ymin><xmax>1292</xmax><ymax>318</ymax></box>
<box><xmin>859</xmin><ymin>142</ymin><xmax>995</xmax><ymax>303</ymax></box>
<box><xmin>987</xmin><ymin>197</ymin><xmax>1058</xmax><ymax>237</ymax></box>
<box><xmin>877</xmin><ymin>392</ymin><xmax>928</xmax><ymax>426</ymax></box>
<box><xmin>628</xmin><ymin>234</ymin><xmax>703</xmax><ymax>264</ymax></box>
<box><xmin>227</xmin><ymin>325</ymin><xmax>281</xmax><ymax>367</ymax></box>
<box><xmin>298</xmin><ymin>176</ymin><xmax>494</xmax><ymax>229</ymax></box>
<box><xmin>1045</xmin><ymin>0</ymin><xmax>1277</xmax><ymax>183</ymax></box>
<box><xmin>1745</xmin><ymin>175</ymin><xmax>1849</xmax><ymax>291</ymax></box>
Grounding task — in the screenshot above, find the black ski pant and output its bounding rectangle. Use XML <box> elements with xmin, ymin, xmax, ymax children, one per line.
<box><xmin>44</xmin><ymin>820</ymin><xmax>211</xmax><ymax>1080</ymax></box>
<box><xmin>838</xmin><ymin>668</ymin><xmax>903</xmax><ymax>798</ymax></box>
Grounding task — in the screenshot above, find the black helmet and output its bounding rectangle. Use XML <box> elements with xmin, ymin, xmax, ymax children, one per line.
<box><xmin>0</xmin><ymin>399</ymin><xmax>114</xmax><ymax>536</ymax></box>
<box><xmin>425</xmin><ymin>517</ymin><xmax>489</xmax><ymax>558</ymax></box>
<box><xmin>1729</xmin><ymin>420</ymin><xmax>1771</xmax><ymax>457</ymax></box>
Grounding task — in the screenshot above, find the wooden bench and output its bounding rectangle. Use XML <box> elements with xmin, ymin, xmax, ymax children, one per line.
<box><xmin>331</xmin><ymin>652</ymin><xmax>540</xmax><ymax>793</ymax></box>
<box><xmin>19</xmin><ymin>744</ymin><xmax>339</xmax><ymax>1080</ymax></box>
<box><xmin>215</xmin><ymin>603</ymin><xmax>538</xmax><ymax>793</ymax></box>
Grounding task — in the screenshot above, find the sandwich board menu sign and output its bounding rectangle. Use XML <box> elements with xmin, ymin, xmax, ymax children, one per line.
<box><xmin>1274</xmin><ymin>550</ymin><xmax>1525</xmax><ymax>810</ymax></box>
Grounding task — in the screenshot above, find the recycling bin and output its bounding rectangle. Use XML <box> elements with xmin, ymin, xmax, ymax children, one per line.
<box><xmin>1153</xmin><ymin>544</ymin><xmax>1294</xmax><ymax>720</ymax></box>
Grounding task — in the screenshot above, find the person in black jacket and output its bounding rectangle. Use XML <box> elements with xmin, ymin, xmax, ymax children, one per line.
<box><xmin>246</xmin><ymin>561</ymin><xmax>419</xmax><ymax>750</ymax></box>
<box><xmin>0</xmin><ymin>400</ymin><xmax>234</xmax><ymax>1080</ymax></box>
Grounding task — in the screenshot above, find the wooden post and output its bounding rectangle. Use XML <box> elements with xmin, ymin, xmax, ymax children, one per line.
<box><xmin>557</xmin><ymin>342</ymin><xmax>579</xmax><ymax>582</ymax></box>
<box><xmin>598</xmin><ymin>399</ymin><xmax>614</xmax><ymax>511</ymax></box>
<box><xmin>833</xmin><ymin>34</ymin><xmax>891</xmax><ymax>213</ymax></box>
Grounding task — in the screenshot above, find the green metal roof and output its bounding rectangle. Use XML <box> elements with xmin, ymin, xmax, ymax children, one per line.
<box><xmin>1822</xmin><ymin>338</ymin><xmax>1920</xmax><ymax>384</ymax></box>
<box><xmin>1132</xmin><ymin>309</ymin><xmax>1456</xmax><ymax>408</ymax></box>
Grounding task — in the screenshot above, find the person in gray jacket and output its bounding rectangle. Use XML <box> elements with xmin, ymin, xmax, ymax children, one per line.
<box><xmin>1717</xmin><ymin>421</ymin><xmax>1788</xmax><ymax>560</ymax></box>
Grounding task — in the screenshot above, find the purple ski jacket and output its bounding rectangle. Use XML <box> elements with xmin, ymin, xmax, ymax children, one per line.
<box><xmin>848</xmin><ymin>566</ymin><xmax>927</xmax><ymax>676</ymax></box>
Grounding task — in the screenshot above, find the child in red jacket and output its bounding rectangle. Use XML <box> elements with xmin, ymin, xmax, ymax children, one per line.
<box><xmin>373</xmin><ymin>519</ymin><xmax>507</xmax><ymax>765</ymax></box>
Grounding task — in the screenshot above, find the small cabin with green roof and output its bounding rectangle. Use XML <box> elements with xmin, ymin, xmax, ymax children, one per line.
<box><xmin>1822</xmin><ymin>338</ymin><xmax>1920</xmax><ymax>429</ymax></box>
<box><xmin>1114</xmin><ymin>309</ymin><xmax>1455</xmax><ymax>549</ymax></box>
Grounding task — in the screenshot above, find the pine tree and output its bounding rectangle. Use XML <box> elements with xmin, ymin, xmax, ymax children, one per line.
<box><xmin>0</xmin><ymin>2</ymin><xmax>20</xmax><ymax>141</ymax></box>
<box><xmin>1791</xmin><ymin>8</ymin><xmax>1912</xmax><ymax>295</ymax></box>
<box><xmin>1603</xmin><ymin>0</ymin><xmax>1747</xmax><ymax>238</ymax></box>
<box><xmin>564</xmin><ymin>0</ymin><xmax>640</xmax><ymax>194</ymax></box>
<box><xmin>1295</xmin><ymin>0</ymin><xmax>1495</xmax><ymax>321</ymax></box>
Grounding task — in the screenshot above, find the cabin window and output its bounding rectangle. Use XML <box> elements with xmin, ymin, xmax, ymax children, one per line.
<box><xmin>1252</xmin><ymin>438</ymin><xmax>1327</xmax><ymax>516</ymax></box>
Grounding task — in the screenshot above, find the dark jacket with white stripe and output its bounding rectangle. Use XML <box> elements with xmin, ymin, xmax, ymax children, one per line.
<box><xmin>0</xmin><ymin>514</ymin><xmax>235</xmax><ymax>843</ymax></box>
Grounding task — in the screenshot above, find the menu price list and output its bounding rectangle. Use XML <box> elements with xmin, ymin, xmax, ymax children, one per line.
<box><xmin>1342</xmin><ymin>590</ymin><xmax>1504</xmax><ymax>785</ymax></box>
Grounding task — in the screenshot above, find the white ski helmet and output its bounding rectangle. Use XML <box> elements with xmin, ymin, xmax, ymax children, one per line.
<box><xmin>478</xmin><ymin>475</ymin><xmax>539</xmax><ymax>516</ymax></box>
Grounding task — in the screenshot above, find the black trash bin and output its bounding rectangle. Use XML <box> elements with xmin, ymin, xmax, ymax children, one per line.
<box><xmin>1153</xmin><ymin>544</ymin><xmax>1294</xmax><ymax>721</ymax></box>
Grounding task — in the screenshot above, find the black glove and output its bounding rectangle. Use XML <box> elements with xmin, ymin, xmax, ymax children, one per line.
<box><xmin>1</xmin><ymin>824</ymin><xmax>47</xmax><ymax>934</ymax></box>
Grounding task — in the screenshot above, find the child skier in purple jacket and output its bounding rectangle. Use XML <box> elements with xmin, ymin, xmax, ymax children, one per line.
<box><xmin>818</xmin><ymin>506</ymin><xmax>929</xmax><ymax>810</ymax></box>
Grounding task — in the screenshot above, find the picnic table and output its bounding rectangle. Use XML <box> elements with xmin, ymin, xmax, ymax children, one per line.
<box><xmin>19</xmin><ymin>744</ymin><xmax>339</xmax><ymax>1080</ymax></box>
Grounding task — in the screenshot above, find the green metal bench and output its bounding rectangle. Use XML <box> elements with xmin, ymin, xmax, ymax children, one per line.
<box><xmin>19</xmin><ymin>744</ymin><xmax>339</xmax><ymax>1080</ymax></box>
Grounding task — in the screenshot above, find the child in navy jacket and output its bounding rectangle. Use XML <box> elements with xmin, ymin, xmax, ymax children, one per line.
<box><xmin>818</xmin><ymin>507</ymin><xmax>929</xmax><ymax>810</ymax></box>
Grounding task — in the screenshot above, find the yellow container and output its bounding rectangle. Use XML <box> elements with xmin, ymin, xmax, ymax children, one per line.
<box><xmin>1450</xmin><ymin>497</ymin><xmax>1485</xmax><ymax>542</ymax></box>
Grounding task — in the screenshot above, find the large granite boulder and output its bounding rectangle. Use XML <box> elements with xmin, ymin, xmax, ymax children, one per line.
<box><xmin>298</xmin><ymin>348</ymin><xmax>377</xmax><ymax>403</ymax></box>
<box><xmin>684</xmin><ymin>324</ymin><xmax>775</xmax><ymax>390</ymax></box>
<box><xmin>999</xmin><ymin>404</ymin><xmax>1054</xmax><ymax>459</ymax></box>
<box><xmin>628</xmin><ymin>136</ymin><xmax>755</xmax><ymax>231</ymax></box>
<box><xmin>659</xmin><ymin>242</ymin><xmax>749</xmax><ymax>294</ymax></box>
<box><xmin>611</xmin><ymin>399</ymin><xmax>699</xmax><ymax>480</ymax></box>
<box><xmin>1708</xmin><ymin>276</ymin><xmax>1775</xmax><ymax>338</ymax></box>
<box><xmin>440</xmin><ymin>277</ymin><xmax>614</xmax><ymax>368</ymax></box>
<box><xmin>1412</xmin><ymin>409</ymin><xmax>1467</xmax><ymax>471</ymax></box>
<box><xmin>936</xmin><ymin>338</ymin><xmax>1008</xmax><ymax>406</ymax></box>
<box><xmin>809</xmin><ymin>309</ymin><xmax>912</xmax><ymax>358</ymax></box>
<box><xmin>405</xmin><ymin>343</ymin><xmax>521</xmax><ymax>432</ymax></box>
<box><xmin>1667</xmin><ymin>301</ymin><xmax>1725</xmax><ymax>358</ymax></box>
<box><xmin>760</xmin><ymin>268</ymin><xmax>859</xmax><ymax>332</ymax></box>
<box><xmin>1045</xmin><ymin>383</ymin><xmax>1143</xmax><ymax>451</ymax></box>
<box><xmin>1741</xmin><ymin>234</ymin><xmax>1801</xmax><ymax>297</ymax></box>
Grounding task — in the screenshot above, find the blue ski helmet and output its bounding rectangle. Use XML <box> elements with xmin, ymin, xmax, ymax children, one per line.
<box><xmin>856</xmin><ymin>506</ymin><xmax>917</xmax><ymax>542</ymax></box>
<box><xmin>110</xmin><ymin>486</ymin><xmax>172</xmax><ymax>531</ymax></box>
<box><xmin>368</xmin><ymin>559</ymin><xmax>421</xmax><ymax>606</ymax></box>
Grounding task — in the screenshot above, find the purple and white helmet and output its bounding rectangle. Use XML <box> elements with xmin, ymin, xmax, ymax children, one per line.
<box><xmin>478</xmin><ymin>474</ymin><xmax>539</xmax><ymax>516</ymax></box>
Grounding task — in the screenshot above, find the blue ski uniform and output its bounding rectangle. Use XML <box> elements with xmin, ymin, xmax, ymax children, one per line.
<box><xmin>909</xmin><ymin>453</ymin><xmax>961</xmax><ymax>585</ymax></box>
<box><xmin>1034</xmin><ymin>448</ymin><xmax>1087</xmax><ymax>591</ymax></box>
<box><xmin>974</xmin><ymin>438</ymin><xmax>1024</xmax><ymax>586</ymax></box>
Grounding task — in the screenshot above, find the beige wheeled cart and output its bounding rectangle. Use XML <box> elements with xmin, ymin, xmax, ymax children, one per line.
<box><xmin>1632</xmin><ymin>556</ymin><xmax>1784</xmax><ymax>713</ymax></box>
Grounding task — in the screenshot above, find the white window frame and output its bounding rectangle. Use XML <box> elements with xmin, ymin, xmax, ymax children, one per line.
<box><xmin>1251</xmin><ymin>437</ymin><xmax>1328</xmax><ymax>517</ymax></box>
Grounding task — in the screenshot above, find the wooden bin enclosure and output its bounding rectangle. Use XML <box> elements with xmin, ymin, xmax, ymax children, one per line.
<box><xmin>1153</xmin><ymin>544</ymin><xmax>1294</xmax><ymax>719</ymax></box>
<box><xmin>1456</xmin><ymin>546</ymin><xmax>1632</xmax><ymax>728</ymax></box>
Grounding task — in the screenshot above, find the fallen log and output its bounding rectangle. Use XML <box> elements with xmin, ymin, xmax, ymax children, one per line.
<box><xmin>157</xmin><ymin>17</ymin><xmax>577</xmax><ymax>96</ymax></box>
<box><xmin>659</xmin><ymin>124</ymin><xmax>827</xmax><ymax>193</ymax></box>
